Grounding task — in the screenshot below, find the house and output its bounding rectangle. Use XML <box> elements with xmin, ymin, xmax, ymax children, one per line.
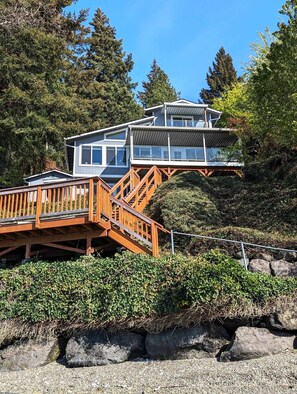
<box><xmin>65</xmin><ymin>99</ymin><xmax>243</xmax><ymax>185</ymax></box>
<box><xmin>24</xmin><ymin>170</ymin><xmax>73</xmax><ymax>186</ymax></box>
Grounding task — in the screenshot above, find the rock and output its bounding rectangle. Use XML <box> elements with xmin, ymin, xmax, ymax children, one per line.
<box><xmin>257</xmin><ymin>252</ymin><xmax>275</xmax><ymax>262</ymax></box>
<box><xmin>274</xmin><ymin>251</ymin><xmax>297</xmax><ymax>263</ymax></box>
<box><xmin>0</xmin><ymin>339</ymin><xmax>60</xmax><ymax>371</ymax></box>
<box><xmin>145</xmin><ymin>325</ymin><xmax>230</xmax><ymax>360</ymax></box>
<box><xmin>271</xmin><ymin>260</ymin><xmax>297</xmax><ymax>277</ymax></box>
<box><xmin>66</xmin><ymin>330</ymin><xmax>145</xmax><ymax>367</ymax></box>
<box><xmin>268</xmin><ymin>304</ymin><xmax>297</xmax><ymax>331</ymax></box>
<box><xmin>249</xmin><ymin>259</ymin><xmax>271</xmax><ymax>274</ymax></box>
<box><xmin>220</xmin><ymin>327</ymin><xmax>296</xmax><ymax>362</ymax></box>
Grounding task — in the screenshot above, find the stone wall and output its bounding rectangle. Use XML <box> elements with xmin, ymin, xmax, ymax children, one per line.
<box><xmin>1</xmin><ymin>305</ymin><xmax>296</xmax><ymax>371</ymax></box>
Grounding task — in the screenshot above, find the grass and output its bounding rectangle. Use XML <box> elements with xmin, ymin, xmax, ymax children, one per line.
<box><xmin>146</xmin><ymin>151</ymin><xmax>297</xmax><ymax>253</ymax></box>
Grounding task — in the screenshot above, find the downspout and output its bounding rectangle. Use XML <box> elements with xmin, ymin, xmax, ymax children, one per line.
<box><xmin>164</xmin><ymin>104</ymin><xmax>167</xmax><ymax>126</ymax></box>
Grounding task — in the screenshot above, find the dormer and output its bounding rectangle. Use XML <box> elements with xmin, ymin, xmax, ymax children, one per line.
<box><xmin>144</xmin><ymin>99</ymin><xmax>221</xmax><ymax>128</ymax></box>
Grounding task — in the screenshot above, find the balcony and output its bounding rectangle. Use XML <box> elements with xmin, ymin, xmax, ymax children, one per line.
<box><xmin>132</xmin><ymin>146</ymin><xmax>240</xmax><ymax>164</ymax></box>
<box><xmin>170</xmin><ymin>119</ymin><xmax>207</xmax><ymax>128</ymax></box>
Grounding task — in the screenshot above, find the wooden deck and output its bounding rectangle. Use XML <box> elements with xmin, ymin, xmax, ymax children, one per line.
<box><xmin>0</xmin><ymin>177</ymin><xmax>165</xmax><ymax>261</ymax></box>
<box><xmin>0</xmin><ymin>164</ymin><xmax>242</xmax><ymax>261</ymax></box>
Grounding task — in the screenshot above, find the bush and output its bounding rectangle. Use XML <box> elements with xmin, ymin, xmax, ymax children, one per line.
<box><xmin>0</xmin><ymin>252</ymin><xmax>296</xmax><ymax>324</ymax></box>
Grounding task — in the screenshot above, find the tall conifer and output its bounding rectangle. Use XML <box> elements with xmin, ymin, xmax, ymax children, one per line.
<box><xmin>0</xmin><ymin>0</ymin><xmax>90</xmax><ymax>185</ymax></box>
<box><xmin>138</xmin><ymin>59</ymin><xmax>179</xmax><ymax>108</ymax></box>
<box><xmin>83</xmin><ymin>9</ymin><xmax>142</xmax><ymax>128</ymax></box>
<box><xmin>200</xmin><ymin>47</ymin><xmax>238</xmax><ymax>105</ymax></box>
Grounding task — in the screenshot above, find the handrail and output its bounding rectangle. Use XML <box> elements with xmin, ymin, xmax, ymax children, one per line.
<box><xmin>124</xmin><ymin>166</ymin><xmax>161</xmax><ymax>204</ymax></box>
<box><xmin>110</xmin><ymin>168</ymin><xmax>141</xmax><ymax>200</ymax></box>
<box><xmin>0</xmin><ymin>174</ymin><xmax>165</xmax><ymax>256</ymax></box>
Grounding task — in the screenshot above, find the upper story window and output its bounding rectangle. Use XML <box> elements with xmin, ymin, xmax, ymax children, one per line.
<box><xmin>105</xmin><ymin>130</ymin><xmax>126</xmax><ymax>140</ymax></box>
<box><xmin>107</xmin><ymin>147</ymin><xmax>128</xmax><ymax>166</ymax></box>
<box><xmin>171</xmin><ymin>116</ymin><xmax>194</xmax><ymax>127</ymax></box>
<box><xmin>81</xmin><ymin>146</ymin><xmax>102</xmax><ymax>165</ymax></box>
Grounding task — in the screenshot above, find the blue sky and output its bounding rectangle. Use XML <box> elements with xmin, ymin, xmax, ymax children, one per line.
<box><xmin>68</xmin><ymin>0</ymin><xmax>285</xmax><ymax>102</ymax></box>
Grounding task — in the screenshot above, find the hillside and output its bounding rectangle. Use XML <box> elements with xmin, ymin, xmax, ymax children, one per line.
<box><xmin>146</xmin><ymin>151</ymin><xmax>297</xmax><ymax>252</ymax></box>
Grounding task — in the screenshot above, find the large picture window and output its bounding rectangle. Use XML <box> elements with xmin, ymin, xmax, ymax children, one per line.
<box><xmin>107</xmin><ymin>147</ymin><xmax>127</xmax><ymax>166</ymax></box>
<box><xmin>81</xmin><ymin>146</ymin><xmax>102</xmax><ymax>165</ymax></box>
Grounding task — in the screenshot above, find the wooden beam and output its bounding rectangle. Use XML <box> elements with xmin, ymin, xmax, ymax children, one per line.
<box><xmin>108</xmin><ymin>228</ymin><xmax>151</xmax><ymax>255</ymax></box>
<box><xmin>0</xmin><ymin>229</ymin><xmax>108</xmax><ymax>248</ymax></box>
<box><xmin>0</xmin><ymin>246</ymin><xmax>20</xmax><ymax>258</ymax></box>
<box><xmin>42</xmin><ymin>243</ymin><xmax>85</xmax><ymax>254</ymax></box>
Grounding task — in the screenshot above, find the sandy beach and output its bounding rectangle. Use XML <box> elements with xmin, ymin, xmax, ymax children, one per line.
<box><xmin>0</xmin><ymin>352</ymin><xmax>296</xmax><ymax>394</ymax></box>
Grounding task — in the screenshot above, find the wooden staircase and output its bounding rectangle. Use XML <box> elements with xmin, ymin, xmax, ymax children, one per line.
<box><xmin>111</xmin><ymin>166</ymin><xmax>163</xmax><ymax>213</ymax></box>
<box><xmin>0</xmin><ymin>175</ymin><xmax>167</xmax><ymax>261</ymax></box>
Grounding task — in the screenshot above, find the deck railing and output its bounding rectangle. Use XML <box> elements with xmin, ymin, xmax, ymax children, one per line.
<box><xmin>0</xmin><ymin>177</ymin><xmax>165</xmax><ymax>255</ymax></box>
<box><xmin>110</xmin><ymin>168</ymin><xmax>141</xmax><ymax>200</ymax></box>
<box><xmin>124</xmin><ymin>166</ymin><xmax>163</xmax><ymax>212</ymax></box>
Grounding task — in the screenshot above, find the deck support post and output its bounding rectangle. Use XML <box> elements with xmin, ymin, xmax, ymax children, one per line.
<box><xmin>86</xmin><ymin>237</ymin><xmax>94</xmax><ymax>256</ymax></box>
<box><xmin>25</xmin><ymin>244</ymin><xmax>31</xmax><ymax>259</ymax></box>
<box><xmin>151</xmin><ymin>222</ymin><xmax>159</xmax><ymax>257</ymax></box>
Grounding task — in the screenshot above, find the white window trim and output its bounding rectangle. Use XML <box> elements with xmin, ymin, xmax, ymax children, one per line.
<box><xmin>106</xmin><ymin>146</ymin><xmax>129</xmax><ymax>167</ymax></box>
<box><xmin>104</xmin><ymin>129</ymin><xmax>127</xmax><ymax>141</ymax></box>
<box><xmin>79</xmin><ymin>145</ymin><xmax>104</xmax><ymax>167</ymax></box>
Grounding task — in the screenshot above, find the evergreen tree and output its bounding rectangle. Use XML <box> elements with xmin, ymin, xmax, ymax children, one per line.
<box><xmin>83</xmin><ymin>9</ymin><xmax>142</xmax><ymax>127</ymax></box>
<box><xmin>0</xmin><ymin>0</ymin><xmax>91</xmax><ymax>185</ymax></box>
<box><xmin>138</xmin><ymin>59</ymin><xmax>179</xmax><ymax>108</ymax></box>
<box><xmin>248</xmin><ymin>0</ymin><xmax>297</xmax><ymax>151</ymax></box>
<box><xmin>200</xmin><ymin>47</ymin><xmax>238</xmax><ymax>105</ymax></box>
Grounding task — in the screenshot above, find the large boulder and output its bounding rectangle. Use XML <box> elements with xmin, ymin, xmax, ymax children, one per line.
<box><xmin>268</xmin><ymin>304</ymin><xmax>297</xmax><ymax>331</ymax></box>
<box><xmin>0</xmin><ymin>339</ymin><xmax>60</xmax><ymax>371</ymax></box>
<box><xmin>271</xmin><ymin>260</ymin><xmax>297</xmax><ymax>277</ymax></box>
<box><xmin>66</xmin><ymin>330</ymin><xmax>145</xmax><ymax>367</ymax></box>
<box><xmin>220</xmin><ymin>327</ymin><xmax>296</xmax><ymax>362</ymax></box>
<box><xmin>145</xmin><ymin>325</ymin><xmax>230</xmax><ymax>360</ymax></box>
<box><xmin>249</xmin><ymin>259</ymin><xmax>271</xmax><ymax>274</ymax></box>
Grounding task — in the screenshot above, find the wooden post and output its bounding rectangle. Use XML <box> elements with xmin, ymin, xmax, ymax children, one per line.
<box><xmin>25</xmin><ymin>244</ymin><xmax>31</xmax><ymax>259</ymax></box>
<box><xmin>86</xmin><ymin>238</ymin><xmax>93</xmax><ymax>256</ymax></box>
<box><xmin>88</xmin><ymin>179</ymin><xmax>94</xmax><ymax>222</ymax></box>
<box><xmin>96</xmin><ymin>179</ymin><xmax>101</xmax><ymax>223</ymax></box>
<box><xmin>35</xmin><ymin>186</ymin><xmax>42</xmax><ymax>228</ymax></box>
<box><xmin>151</xmin><ymin>222</ymin><xmax>159</xmax><ymax>257</ymax></box>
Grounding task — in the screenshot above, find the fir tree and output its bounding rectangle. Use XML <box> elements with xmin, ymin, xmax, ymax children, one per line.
<box><xmin>138</xmin><ymin>59</ymin><xmax>179</xmax><ymax>108</ymax></box>
<box><xmin>83</xmin><ymin>9</ymin><xmax>142</xmax><ymax>127</ymax></box>
<box><xmin>200</xmin><ymin>47</ymin><xmax>238</xmax><ymax>105</ymax></box>
<box><xmin>0</xmin><ymin>0</ymin><xmax>91</xmax><ymax>185</ymax></box>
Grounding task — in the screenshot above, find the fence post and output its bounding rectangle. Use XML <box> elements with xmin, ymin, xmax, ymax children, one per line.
<box><xmin>241</xmin><ymin>242</ymin><xmax>248</xmax><ymax>270</ymax></box>
<box><xmin>171</xmin><ymin>230</ymin><xmax>175</xmax><ymax>255</ymax></box>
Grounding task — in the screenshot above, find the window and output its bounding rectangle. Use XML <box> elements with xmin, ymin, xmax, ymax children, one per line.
<box><xmin>81</xmin><ymin>146</ymin><xmax>102</xmax><ymax>165</ymax></box>
<box><xmin>107</xmin><ymin>147</ymin><xmax>127</xmax><ymax>166</ymax></box>
<box><xmin>173</xmin><ymin>151</ymin><xmax>182</xmax><ymax>160</ymax></box>
<box><xmin>134</xmin><ymin>147</ymin><xmax>151</xmax><ymax>158</ymax></box>
<box><xmin>186</xmin><ymin>148</ymin><xmax>204</xmax><ymax>160</ymax></box>
<box><xmin>81</xmin><ymin>146</ymin><xmax>91</xmax><ymax>165</ymax></box>
<box><xmin>171</xmin><ymin>116</ymin><xmax>194</xmax><ymax>127</ymax></box>
<box><xmin>152</xmin><ymin>147</ymin><xmax>162</xmax><ymax>159</ymax></box>
<box><xmin>105</xmin><ymin>130</ymin><xmax>126</xmax><ymax>140</ymax></box>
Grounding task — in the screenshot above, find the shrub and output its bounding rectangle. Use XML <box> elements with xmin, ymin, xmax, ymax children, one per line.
<box><xmin>0</xmin><ymin>252</ymin><xmax>296</xmax><ymax>325</ymax></box>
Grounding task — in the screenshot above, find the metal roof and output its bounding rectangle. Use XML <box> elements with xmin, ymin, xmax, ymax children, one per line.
<box><xmin>128</xmin><ymin>127</ymin><xmax>237</xmax><ymax>147</ymax></box>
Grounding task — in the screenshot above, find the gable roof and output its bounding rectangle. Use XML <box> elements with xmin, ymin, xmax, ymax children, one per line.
<box><xmin>144</xmin><ymin>100</ymin><xmax>221</xmax><ymax>115</ymax></box>
<box><xmin>24</xmin><ymin>170</ymin><xmax>73</xmax><ymax>182</ymax></box>
<box><xmin>65</xmin><ymin>116</ymin><xmax>155</xmax><ymax>142</ymax></box>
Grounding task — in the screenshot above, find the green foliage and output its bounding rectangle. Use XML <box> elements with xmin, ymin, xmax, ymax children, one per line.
<box><xmin>82</xmin><ymin>9</ymin><xmax>143</xmax><ymax>127</ymax></box>
<box><xmin>247</xmin><ymin>0</ymin><xmax>297</xmax><ymax>151</ymax></box>
<box><xmin>0</xmin><ymin>252</ymin><xmax>296</xmax><ymax>324</ymax></box>
<box><xmin>200</xmin><ymin>47</ymin><xmax>238</xmax><ymax>105</ymax></box>
<box><xmin>0</xmin><ymin>1</ymin><xmax>91</xmax><ymax>185</ymax></box>
<box><xmin>147</xmin><ymin>152</ymin><xmax>297</xmax><ymax>240</ymax></box>
<box><xmin>138</xmin><ymin>59</ymin><xmax>179</xmax><ymax>108</ymax></box>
